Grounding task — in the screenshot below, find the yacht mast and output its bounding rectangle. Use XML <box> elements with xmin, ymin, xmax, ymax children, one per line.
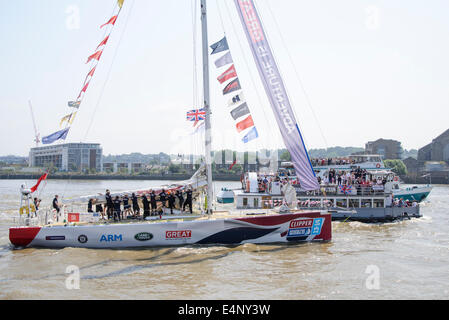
<box><xmin>200</xmin><ymin>0</ymin><xmax>213</xmax><ymax>214</ymax></box>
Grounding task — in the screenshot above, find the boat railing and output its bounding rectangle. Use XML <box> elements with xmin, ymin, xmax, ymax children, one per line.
<box><xmin>13</xmin><ymin>208</ymin><xmax>57</xmax><ymax>227</ymax></box>
<box><xmin>297</xmin><ymin>184</ymin><xmax>388</xmax><ymax>197</ymax></box>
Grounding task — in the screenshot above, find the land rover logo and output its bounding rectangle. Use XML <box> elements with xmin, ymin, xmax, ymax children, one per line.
<box><xmin>134</xmin><ymin>232</ymin><xmax>153</xmax><ymax>241</ymax></box>
<box><xmin>78</xmin><ymin>234</ymin><xmax>88</xmax><ymax>243</ymax></box>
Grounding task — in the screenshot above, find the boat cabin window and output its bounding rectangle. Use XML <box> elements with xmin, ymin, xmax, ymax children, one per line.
<box><xmin>243</xmin><ymin>198</ymin><xmax>248</xmax><ymax>207</ymax></box>
<box><xmin>361</xmin><ymin>199</ymin><xmax>372</xmax><ymax>208</ymax></box>
<box><xmin>373</xmin><ymin>199</ymin><xmax>384</xmax><ymax>208</ymax></box>
<box><xmin>336</xmin><ymin>199</ymin><xmax>348</xmax><ymax>208</ymax></box>
<box><xmin>253</xmin><ymin>198</ymin><xmax>259</xmax><ymax>208</ymax></box>
<box><xmin>348</xmin><ymin>199</ymin><xmax>360</xmax><ymax>208</ymax></box>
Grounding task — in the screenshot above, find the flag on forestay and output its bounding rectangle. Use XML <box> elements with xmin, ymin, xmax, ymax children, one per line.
<box><xmin>210</xmin><ymin>36</ymin><xmax>229</xmax><ymax>55</ymax></box>
<box><xmin>96</xmin><ymin>36</ymin><xmax>109</xmax><ymax>50</ymax></box>
<box><xmin>230</xmin><ymin>102</ymin><xmax>250</xmax><ymax>120</ymax></box>
<box><xmin>42</xmin><ymin>127</ymin><xmax>70</xmax><ymax>145</ymax></box>
<box><xmin>236</xmin><ymin>115</ymin><xmax>254</xmax><ymax>133</ymax></box>
<box><xmin>217</xmin><ymin>64</ymin><xmax>237</xmax><ymax>84</ymax></box>
<box><xmin>223</xmin><ymin>78</ymin><xmax>241</xmax><ymax>95</ymax></box>
<box><xmin>215</xmin><ymin>51</ymin><xmax>233</xmax><ymax>68</ymax></box>
<box><xmin>228</xmin><ymin>92</ymin><xmax>245</xmax><ymax>106</ymax></box>
<box><xmin>242</xmin><ymin>126</ymin><xmax>258</xmax><ymax>143</ymax></box>
<box><xmin>68</xmin><ymin>101</ymin><xmax>81</xmax><ymax>108</ymax></box>
<box><xmin>100</xmin><ymin>15</ymin><xmax>117</xmax><ymax>28</ymax></box>
<box><xmin>86</xmin><ymin>50</ymin><xmax>103</xmax><ymax>64</ymax></box>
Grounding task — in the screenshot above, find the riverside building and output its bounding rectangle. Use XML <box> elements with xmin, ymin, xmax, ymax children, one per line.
<box><xmin>29</xmin><ymin>143</ymin><xmax>102</xmax><ymax>172</ymax></box>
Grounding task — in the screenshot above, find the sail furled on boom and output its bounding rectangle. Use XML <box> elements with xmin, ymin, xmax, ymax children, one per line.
<box><xmin>234</xmin><ymin>0</ymin><xmax>319</xmax><ymax>191</ymax></box>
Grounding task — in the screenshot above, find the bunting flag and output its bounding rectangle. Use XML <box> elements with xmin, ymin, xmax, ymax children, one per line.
<box><xmin>42</xmin><ymin>127</ymin><xmax>70</xmax><ymax>144</ymax></box>
<box><xmin>228</xmin><ymin>92</ymin><xmax>245</xmax><ymax>106</ymax></box>
<box><xmin>60</xmin><ymin>113</ymin><xmax>73</xmax><ymax>127</ymax></box>
<box><xmin>117</xmin><ymin>0</ymin><xmax>125</xmax><ymax>9</ymax></box>
<box><xmin>242</xmin><ymin>126</ymin><xmax>258</xmax><ymax>143</ymax></box>
<box><xmin>230</xmin><ymin>102</ymin><xmax>250</xmax><ymax>120</ymax></box>
<box><xmin>68</xmin><ymin>101</ymin><xmax>81</xmax><ymax>108</ymax></box>
<box><xmin>77</xmin><ymin>81</ymin><xmax>90</xmax><ymax>99</ymax></box>
<box><xmin>30</xmin><ymin>172</ymin><xmax>49</xmax><ymax>193</ymax></box>
<box><xmin>223</xmin><ymin>78</ymin><xmax>241</xmax><ymax>95</ymax></box>
<box><xmin>86</xmin><ymin>50</ymin><xmax>103</xmax><ymax>64</ymax></box>
<box><xmin>210</xmin><ymin>36</ymin><xmax>229</xmax><ymax>55</ymax></box>
<box><xmin>100</xmin><ymin>15</ymin><xmax>117</xmax><ymax>28</ymax></box>
<box><xmin>215</xmin><ymin>51</ymin><xmax>233</xmax><ymax>68</ymax></box>
<box><xmin>236</xmin><ymin>115</ymin><xmax>254</xmax><ymax>133</ymax></box>
<box><xmin>217</xmin><ymin>64</ymin><xmax>237</xmax><ymax>84</ymax></box>
<box><xmin>86</xmin><ymin>66</ymin><xmax>96</xmax><ymax>78</ymax></box>
<box><xmin>229</xmin><ymin>159</ymin><xmax>237</xmax><ymax>170</ymax></box>
<box><xmin>69</xmin><ymin>112</ymin><xmax>77</xmax><ymax>125</ymax></box>
<box><xmin>96</xmin><ymin>36</ymin><xmax>110</xmax><ymax>50</ymax></box>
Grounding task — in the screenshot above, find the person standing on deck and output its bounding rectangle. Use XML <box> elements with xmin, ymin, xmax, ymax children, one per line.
<box><xmin>88</xmin><ymin>199</ymin><xmax>94</xmax><ymax>213</ymax></box>
<box><xmin>131</xmin><ymin>193</ymin><xmax>140</xmax><ymax>217</ymax></box>
<box><xmin>150</xmin><ymin>190</ymin><xmax>157</xmax><ymax>215</ymax></box>
<box><xmin>183</xmin><ymin>188</ymin><xmax>193</xmax><ymax>214</ymax></box>
<box><xmin>52</xmin><ymin>195</ymin><xmax>60</xmax><ymax>213</ymax></box>
<box><xmin>105</xmin><ymin>189</ymin><xmax>113</xmax><ymax>220</ymax></box>
<box><xmin>122</xmin><ymin>194</ymin><xmax>131</xmax><ymax>219</ymax></box>
<box><xmin>95</xmin><ymin>201</ymin><xmax>104</xmax><ymax>219</ymax></box>
<box><xmin>159</xmin><ymin>189</ymin><xmax>167</xmax><ymax>208</ymax></box>
<box><xmin>176</xmin><ymin>190</ymin><xmax>184</xmax><ymax>211</ymax></box>
<box><xmin>168</xmin><ymin>191</ymin><xmax>176</xmax><ymax>215</ymax></box>
<box><xmin>142</xmin><ymin>194</ymin><xmax>150</xmax><ymax>219</ymax></box>
<box><xmin>113</xmin><ymin>196</ymin><xmax>121</xmax><ymax>222</ymax></box>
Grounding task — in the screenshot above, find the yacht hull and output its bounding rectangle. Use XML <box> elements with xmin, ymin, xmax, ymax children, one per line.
<box><xmin>9</xmin><ymin>211</ymin><xmax>331</xmax><ymax>248</ymax></box>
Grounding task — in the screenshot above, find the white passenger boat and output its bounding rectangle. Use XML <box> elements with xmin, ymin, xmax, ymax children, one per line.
<box><xmin>9</xmin><ymin>0</ymin><xmax>332</xmax><ymax>248</ymax></box>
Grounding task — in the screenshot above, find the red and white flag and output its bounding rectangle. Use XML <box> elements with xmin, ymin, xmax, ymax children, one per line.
<box><xmin>100</xmin><ymin>15</ymin><xmax>117</xmax><ymax>28</ymax></box>
<box><xmin>96</xmin><ymin>36</ymin><xmax>110</xmax><ymax>50</ymax></box>
<box><xmin>217</xmin><ymin>64</ymin><xmax>237</xmax><ymax>84</ymax></box>
<box><xmin>30</xmin><ymin>172</ymin><xmax>48</xmax><ymax>193</ymax></box>
<box><xmin>86</xmin><ymin>50</ymin><xmax>103</xmax><ymax>64</ymax></box>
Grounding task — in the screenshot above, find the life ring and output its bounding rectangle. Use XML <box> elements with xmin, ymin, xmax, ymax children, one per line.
<box><xmin>19</xmin><ymin>206</ymin><xmax>30</xmax><ymax>215</ymax></box>
<box><xmin>394</xmin><ymin>176</ymin><xmax>399</xmax><ymax>182</ymax></box>
<box><xmin>376</xmin><ymin>163</ymin><xmax>381</xmax><ymax>168</ymax></box>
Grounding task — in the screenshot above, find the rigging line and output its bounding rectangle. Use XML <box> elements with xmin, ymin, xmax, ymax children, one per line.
<box><xmin>261</xmin><ymin>0</ymin><xmax>329</xmax><ymax>149</ymax></box>
<box><xmin>221</xmin><ymin>0</ymin><xmax>277</xmax><ymax>150</ymax></box>
<box><xmin>83</xmin><ymin>0</ymin><xmax>136</xmax><ymax>142</ymax></box>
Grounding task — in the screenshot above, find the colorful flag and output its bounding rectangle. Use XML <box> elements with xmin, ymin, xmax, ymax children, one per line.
<box><xmin>210</xmin><ymin>36</ymin><xmax>229</xmax><ymax>55</ymax></box>
<box><xmin>229</xmin><ymin>159</ymin><xmax>237</xmax><ymax>170</ymax></box>
<box><xmin>217</xmin><ymin>64</ymin><xmax>237</xmax><ymax>84</ymax></box>
<box><xmin>42</xmin><ymin>127</ymin><xmax>70</xmax><ymax>144</ymax></box>
<box><xmin>236</xmin><ymin>115</ymin><xmax>254</xmax><ymax>133</ymax></box>
<box><xmin>117</xmin><ymin>0</ymin><xmax>125</xmax><ymax>8</ymax></box>
<box><xmin>100</xmin><ymin>15</ymin><xmax>117</xmax><ymax>28</ymax></box>
<box><xmin>186</xmin><ymin>108</ymin><xmax>206</xmax><ymax>122</ymax></box>
<box><xmin>30</xmin><ymin>172</ymin><xmax>48</xmax><ymax>193</ymax></box>
<box><xmin>230</xmin><ymin>102</ymin><xmax>250</xmax><ymax>120</ymax></box>
<box><xmin>86</xmin><ymin>50</ymin><xmax>103</xmax><ymax>64</ymax></box>
<box><xmin>69</xmin><ymin>112</ymin><xmax>77</xmax><ymax>125</ymax></box>
<box><xmin>77</xmin><ymin>81</ymin><xmax>90</xmax><ymax>99</ymax></box>
<box><xmin>223</xmin><ymin>78</ymin><xmax>241</xmax><ymax>95</ymax></box>
<box><xmin>96</xmin><ymin>36</ymin><xmax>109</xmax><ymax>50</ymax></box>
<box><xmin>242</xmin><ymin>126</ymin><xmax>258</xmax><ymax>143</ymax></box>
<box><xmin>68</xmin><ymin>101</ymin><xmax>81</xmax><ymax>108</ymax></box>
<box><xmin>60</xmin><ymin>113</ymin><xmax>72</xmax><ymax>126</ymax></box>
<box><xmin>214</xmin><ymin>51</ymin><xmax>233</xmax><ymax>68</ymax></box>
<box><xmin>228</xmin><ymin>92</ymin><xmax>245</xmax><ymax>106</ymax></box>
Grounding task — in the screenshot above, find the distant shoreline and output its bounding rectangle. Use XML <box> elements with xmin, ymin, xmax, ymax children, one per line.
<box><xmin>0</xmin><ymin>173</ymin><xmax>241</xmax><ymax>181</ymax></box>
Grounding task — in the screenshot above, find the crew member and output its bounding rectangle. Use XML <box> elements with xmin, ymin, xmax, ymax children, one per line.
<box><xmin>131</xmin><ymin>193</ymin><xmax>140</xmax><ymax>216</ymax></box>
<box><xmin>122</xmin><ymin>194</ymin><xmax>131</xmax><ymax>219</ymax></box>
<box><xmin>113</xmin><ymin>196</ymin><xmax>121</xmax><ymax>222</ymax></box>
<box><xmin>142</xmin><ymin>194</ymin><xmax>150</xmax><ymax>219</ymax></box>
<box><xmin>176</xmin><ymin>190</ymin><xmax>184</xmax><ymax>210</ymax></box>
<box><xmin>105</xmin><ymin>189</ymin><xmax>113</xmax><ymax>220</ymax></box>
<box><xmin>88</xmin><ymin>199</ymin><xmax>94</xmax><ymax>213</ymax></box>
<box><xmin>159</xmin><ymin>189</ymin><xmax>167</xmax><ymax>208</ymax></box>
<box><xmin>168</xmin><ymin>191</ymin><xmax>176</xmax><ymax>215</ymax></box>
<box><xmin>150</xmin><ymin>190</ymin><xmax>157</xmax><ymax>215</ymax></box>
<box><xmin>183</xmin><ymin>188</ymin><xmax>193</xmax><ymax>214</ymax></box>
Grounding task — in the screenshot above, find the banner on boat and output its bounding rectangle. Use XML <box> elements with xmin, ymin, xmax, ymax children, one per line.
<box><xmin>234</xmin><ymin>0</ymin><xmax>319</xmax><ymax>190</ymax></box>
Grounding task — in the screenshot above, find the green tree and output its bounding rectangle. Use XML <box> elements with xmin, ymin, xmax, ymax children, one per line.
<box><xmin>384</xmin><ymin>159</ymin><xmax>408</xmax><ymax>176</ymax></box>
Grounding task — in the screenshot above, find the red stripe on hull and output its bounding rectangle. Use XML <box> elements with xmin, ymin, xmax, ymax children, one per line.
<box><xmin>236</xmin><ymin>211</ymin><xmax>322</xmax><ymax>226</ymax></box>
<box><xmin>9</xmin><ymin>227</ymin><xmax>41</xmax><ymax>247</ymax></box>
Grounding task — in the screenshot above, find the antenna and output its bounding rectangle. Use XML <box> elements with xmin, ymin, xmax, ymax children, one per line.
<box><xmin>28</xmin><ymin>100</ymin><xmax>40</xmax><ymax>147</ymax></box>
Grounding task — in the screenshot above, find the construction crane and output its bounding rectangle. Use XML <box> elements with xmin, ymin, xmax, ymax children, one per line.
<box><xmin>28</xmin><ymin>100</ymin><xmax>40</xmax><ymax>147</ymax></box>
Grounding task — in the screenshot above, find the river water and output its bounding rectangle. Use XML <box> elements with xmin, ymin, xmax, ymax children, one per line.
<box><xmin>0</xmin><ymin>179</ymin><xmax>448</xmax><ymax>300</ymax></box>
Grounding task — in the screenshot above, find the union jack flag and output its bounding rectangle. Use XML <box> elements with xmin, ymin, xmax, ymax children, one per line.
<box><xmin>339</xmin><ymin>185</ymin><xmax>352</xmax><ymax>194</ymax></box>
<box><xmin>186</xmin><ymin>108</ymin><xmax>206</xmax><ymax>122</ymax></box>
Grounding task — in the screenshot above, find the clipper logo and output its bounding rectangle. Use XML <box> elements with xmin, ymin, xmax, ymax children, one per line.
<box><xmin>166</xmin><ymin>230</ymin><xmax>191</xmax><ymax>239</ymax></box>
<box><xmin>287</xmin><ymin>218</ymin><xmax>324</xmax><ymax>238</ymax></box>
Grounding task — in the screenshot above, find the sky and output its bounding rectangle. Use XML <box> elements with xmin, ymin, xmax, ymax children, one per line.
<box><xmin>1</xmin><ymin>0</ymin><xmax>449</xmax><ymax>157</ymax></box>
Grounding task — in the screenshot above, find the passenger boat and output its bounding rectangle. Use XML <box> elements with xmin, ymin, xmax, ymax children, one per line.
<box><xmin>235</xmin><ymin>171</ymin><xmax>421</xmax><ymax>223</ymax></box>
<box><xmin>9</xmin><ymin>0</ymin><xmax>332</xmax><ymax>248</ymax></box>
